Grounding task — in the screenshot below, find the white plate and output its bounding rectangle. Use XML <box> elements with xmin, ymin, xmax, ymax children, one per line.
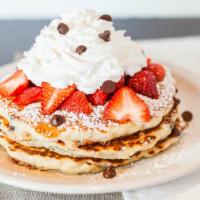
<box><xmin>0</xmin><ymin>62</ymin><xmax>199</xmax><ymax>194</ymax></box>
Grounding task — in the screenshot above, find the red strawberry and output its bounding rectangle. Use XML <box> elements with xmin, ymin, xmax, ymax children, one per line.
<box><xmin>128</xmin><ymin>70</ymin><xmax>159</xmax><ymax>99</ymax></box>
<box><xmin>143</xmin><ymin>63</ymin><xmax>165</xmax><ymax>82</ymax></box>
<box><xmin>104</xmin><ymin>87</ymin><xmax>150</xmax><ymax>123</ymax></box>
<box><xmin>14</xmin><ymin>87</ymin><xmax>42</xmax><ymax>106</ymax></box>
<box><xmin>61</xmin><ymin>90</ymin><xmax>93</xmax><ymax>114</ymax></box>
<box><xmin>87</xmin><ymin>89</ymin><xmax>108</xmax><ymax>106</ymax></box>
<box><xmin>115</xmin><ymin>76</ymin><xmax>125</xmax><ymax>90</ymax></box>
<box><xmin>41</xmin><ymin>82</ymin><xmax>76</xmax><ymax>115</ymax></box>
<box><xmin>0</xmin><ymin>70</ymin><xmax>29</xmax><ymax>97</ymax></box>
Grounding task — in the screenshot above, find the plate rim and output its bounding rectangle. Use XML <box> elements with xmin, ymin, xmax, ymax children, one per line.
<box><xmin>0</xmin><ymin>152</ymin><xmax>200</xmax><ymax>194</ymax></box>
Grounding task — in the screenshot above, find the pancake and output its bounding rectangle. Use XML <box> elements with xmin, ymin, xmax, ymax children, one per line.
<box><xmin>0</xmin><ymin>105</ymin><xmax>178</xmax><ymax>160</ymax></box>
<box><xmin>0</xmin><ymin>69</ymin><xmax>175</xmax><ymax>145</ymax></box>
<box><xmin>0</xmin><ymin>131</ymin><xmax>180</xmax><ymax>174</ymax></box>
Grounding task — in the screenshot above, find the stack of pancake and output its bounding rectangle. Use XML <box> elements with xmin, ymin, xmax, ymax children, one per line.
<box><xmin>0</xmin><ymin>69</ymin><xmax>180</xmax><ymax>174</ymax></box>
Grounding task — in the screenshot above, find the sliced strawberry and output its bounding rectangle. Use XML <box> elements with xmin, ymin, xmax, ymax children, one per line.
<box><xmin>14</xmin><ymin>87</ymin><xmax>42</xmax><ymax>106</ymax></box>
<box><xmin>87</xmin><ymin>89</ymin><xmax>108</xmax><ymax>106</ymax></box>
<box><xmin>128</xmin><ymin>70</ymin><xmax>159</xmax><ymax>99</ymax></box>
<box><xmin>143</xmin><ymin>63</ymin><xmax>165</xmax><ymax>82</ymax></box>
<box><xmin>115</xmin><ymin>76</ymin><xmax>125</xmax><ymax>90</ymax></box>
<box><xmin>61</xmin><ymin>90</ymin><xmax>93</xmax><ymax>114</ymax></box>
<box><xmin>104</xmin><ymin>87</ymin><xmax>150</xmax><ymax>123</ymax></box>
<box><xmin>0</xmin><ymin>70</ymin><xmax>29</xmax><ymax>97</ymax></box>
<box><xmin>41</xmin><ymin>82</ymin><xmax>76</xmax><ymax>115</ymax></box>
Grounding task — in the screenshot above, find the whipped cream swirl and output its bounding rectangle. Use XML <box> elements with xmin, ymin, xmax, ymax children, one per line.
<box><xmin>18</xmin><ymin>9</ymin><xmax>146</xmax><ymax>94</ymax></box>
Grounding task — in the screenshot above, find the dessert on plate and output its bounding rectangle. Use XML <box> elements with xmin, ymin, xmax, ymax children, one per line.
<box><xmin>0</xmin><ymin>10</ymin><xmax>180</xmax><ymax>176</ymax></box>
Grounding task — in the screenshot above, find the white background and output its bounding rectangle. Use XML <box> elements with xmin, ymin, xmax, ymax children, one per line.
<box><xmin>0</xmin><ymin>0</ymin><xmax>200</xmax><ymax>19</ymax></box>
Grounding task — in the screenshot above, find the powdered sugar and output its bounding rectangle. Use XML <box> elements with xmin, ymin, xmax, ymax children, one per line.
<box><xmin>139</xmin><ymin>68</ymin><xmax>176</xmax><ymax>117</ymax></box>
<box><xmin>0</xmin><ymin>100</ymin><xmax>116</xmax><ymax>131</ymax></box>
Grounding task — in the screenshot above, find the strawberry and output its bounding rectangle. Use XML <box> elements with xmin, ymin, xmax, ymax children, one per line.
<box><xmin>14</xmin><ymin>87</ymin><xmax>42</xmax><ymax>106</ymax></box>
<box><xmin>87</xmin><ymin>89</ymin><xmax>108</xmax><ymax>106</ymax></box>
<box><xmin>128</xmin><ymin>70</ymin><xmax>159</xmax><ymax>99</ymax></box>
<box><xmin>104</xmin><ymin>87</ymin><xmax>150</xmax><ymax>123</ymax></box>
<box><xmin>144</xmin><ymin>58</ymin><xmax>165</xmax><ymax>82</ymax></box>
<box><xmin>115</xmin><ymin>76</ymin><xmax>125</xmax><ymax>90</ymax></box>
<box><xmin>0</xmin><ymin>70</ymin><xmax>29</xmax><ymax>97</ymax></box>
<box><xmin>143</xmin><ymin>63</ymin><xmax>165</xmax><ymax>82</ymax></box>
<box><xmin>61</xmin><ymin>90</ymin><xmax>93</xmax><ymax>114</ymax></box>
<box><xmin>41</xmin><ymin>82</ymin><xmax>76</xmax><ymax>115</ymax></box>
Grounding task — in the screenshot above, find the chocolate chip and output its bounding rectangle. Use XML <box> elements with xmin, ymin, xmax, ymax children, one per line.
<box><xmin>57</xmin><ymin>23</ymin><xmax>69</xmax><ymax>35</ymax></box>
<box><xmin>182</xmin><ymin>111</ymin><xmax>193</xmax><ymax>122</ymax></box>
<box><xmin>173</xmin><ymin>97</ymin><xmax>181</xmax><ymax>108</ymax></box>
<box><xmin>176</xmin><ymin>88</ymin><xmax>179</xmax><ymax>93</ymax></box>
<box><xmin>149</xmin><ymin>150</ymin><xmax>155</xmax><ymax>155</ymax></box>
<box><xmin>101</xmin><ymin>80</ymin><xmax>116</xmax><ymax>94</ymax></box>
<box><xmin>99</xmin><ymin>14</ymin><xmax>112</xmax><ymax>21</ymax></box>
<box><xmin>76</xmin><ymin>45</ymin><xmax>87</xmax><ymax>55</ymax></box>
<box><xmin>57</xmin><ymin>140</ymin><xmax>65</xmax><ymax>146</ymax></box>
<box><xmin>9</xmin><ymin>126</ymin><xmax>15</xmax><ymax>131</ymax></box>
<box><xmin>50</xmin><ymin>115</ymin><xmax>66</xmax><ymax>127</ymax></box>
<box><xmin>171</xmin><ymin>127</ymin><xmax>181</xmax><ymax>137</ymax></box>
<box><xmin>98</xmin><ymin>30</ymin><xmax>111</xmax><ymax>42</ymax></box>
<box><xmin>103</xmin><ymin>166</ymin><xmax>116</xmax><ymax>179</ymax></box>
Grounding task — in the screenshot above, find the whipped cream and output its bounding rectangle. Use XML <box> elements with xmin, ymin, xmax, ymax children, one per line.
<box><xmin>18</xmin><ymin>9</ymin><xmax>146</xmax><ymax>94</ymax></box>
